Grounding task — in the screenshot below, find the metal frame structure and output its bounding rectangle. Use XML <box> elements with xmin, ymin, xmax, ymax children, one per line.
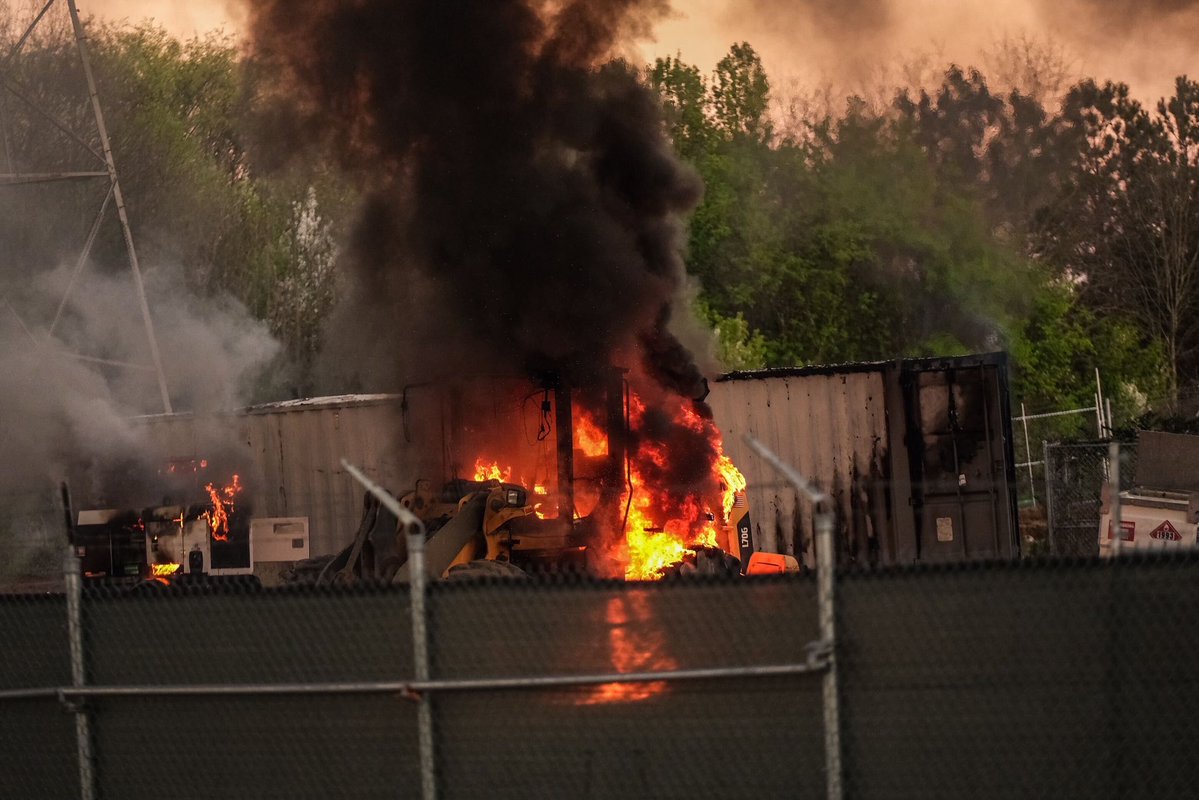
<box><xmin>0</xmin><ymin>0</ymin><xmax>171</xmax><ymax>413</ymax></box>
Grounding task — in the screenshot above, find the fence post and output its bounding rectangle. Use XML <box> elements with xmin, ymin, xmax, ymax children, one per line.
<box><xmin>815</xmin><ymin>510</ymin><xmax>842</xmax><ymax>800</ymax></box>
<box><xmin>743</xmin><ymin>437</ymin><xmax>842</xmax><ymax>800</ymax></box>
<box><xmin>408</xmin><ymin>510</ymin><xmax>436</xmax><ymax>800</ymax></box>
<box><xmin>1043</xmin><ymin>441</ymin><xmax>1055</xmax><ymax>556</ymax></box>
<box><xmin>1109</xmin><ymin>443</ymin><xmax>1122</xmax><ymax>557</ymax></box>
<box><xmin>342</xmin><ymin>461</ymin><xmax>436</xmax><ymax>800</ymax></box>
<box><xmin>1020</xmin><ymin>403</ymin><xmax>1036</xmax><ymax>504</ymax></box>
<box><xmin>63</xmin><ymin>549</ymin><xmax>95</xmax><ymax>800</ymax></box>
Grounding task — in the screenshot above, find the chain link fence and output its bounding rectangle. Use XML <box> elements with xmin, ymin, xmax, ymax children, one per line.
<box><xmin>4</xmin><ymin>545</ymin><xmax>1199</xmax><ymax>797</ymax></box>
<box><xmin>1012</xmin><ymin>405</ymin><xmax>1103</xmax><ymax>509</ymax></box>
<box><xmin>1044</xmin><ymin>442</ymin><xmax>1138</xmax><ymax>557</ymax></box>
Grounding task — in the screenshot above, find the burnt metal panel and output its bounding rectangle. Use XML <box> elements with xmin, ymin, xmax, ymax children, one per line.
<box><xmin>899</xmin><ymin>356</ymin><xmax>1019</xmax><ymax>562</ymax></box>
<box><xmin>713</xmin><ymin>352</ymin><xmax>1018</xmax><ymax>566</ymax></box>
<box><xmin>134</xmin><ymin>396</ymin><xmax>418</xmax><ymax>559</ymax></box>
<box><xmin>708</xmin><ymin>369</ymin><xmax>891</xmax><ymax>568</ymax></box>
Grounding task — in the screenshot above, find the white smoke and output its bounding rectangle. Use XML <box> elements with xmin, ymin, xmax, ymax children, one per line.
<box><xmin>0</xmin><ymin>261</ymin><xmax>279</xmax><ymax>581</ymax></box>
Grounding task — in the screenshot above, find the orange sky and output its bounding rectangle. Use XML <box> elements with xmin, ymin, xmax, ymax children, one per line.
<box><xmin>78</xmin><ymin>0</ymin><xmax>1197</xmax><ymax>101</ymax></box>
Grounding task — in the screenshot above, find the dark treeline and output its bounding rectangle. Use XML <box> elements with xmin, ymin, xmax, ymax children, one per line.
<box><xmin>3</xmin><ymin>17</ymin><xmax>1196</xmax><ymax>424</ymax></box>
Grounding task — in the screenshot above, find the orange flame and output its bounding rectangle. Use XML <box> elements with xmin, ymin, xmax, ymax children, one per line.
<box><xmin>574</xmin><ymin>410</ymin><xmax>609</xmax><ymax>457</ymax></box>
<box><xmin>532</xmin><ymin>482</ymin><xmax>551</xmax><ymax>519</ymax></box>
<box><xmin>151</xmin><ymin>563</ymin><xmax>181</xmax><ymax>577</ymax></box>
<box><xmin>461</xmin><ymin>392</ymin><xmax>746</xmax><ymax>582</ymax></box>
<box><xmin>202</xmin><ymin>474</ymin><xmax>243</xmax><ymax>541</ymax></box>
<box><xmin>472</xmin><ymin>459</ymin><xmax>512</xmax><ymax>482</ymax></box>
<box><xmin>607</xmin><ymin>397</ymin><xmax>746</xmax><ymax>581</ymax></box>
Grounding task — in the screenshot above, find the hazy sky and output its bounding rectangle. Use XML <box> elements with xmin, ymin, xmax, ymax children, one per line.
<box><xmin>78</xmin><ymin>0</ymin><xmax>1197</xmax><ymax>101</ymax></box>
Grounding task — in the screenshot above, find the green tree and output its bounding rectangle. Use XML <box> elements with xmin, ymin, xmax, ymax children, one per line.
<box><xmin>647</xmin><ymin>54</ymin><xmax>713</xmax><ymax>160</ymax></box>
<box><xmin>711</xmin><ymin>42</ymin><xmax>771</xmax><ymax>142</ymax></box>
<box><xmin>1038</xmin><ymin>77</ymin><xmax>1199</xmax><ymax>399</ymax></box>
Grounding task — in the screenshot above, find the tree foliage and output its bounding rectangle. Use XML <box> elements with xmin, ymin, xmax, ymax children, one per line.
<box><xmin>0</xmin><ymin>19</ymin><xmax>346</xmax><ymax>382</ymax></box>
<box><xmin>4</xmin><ymin>18</ymin><xmax>1190</xmax><ymax>417</ymax></box>
<box><xmin>650</xmin><ymin>44</ymin><xmax>1174</xmax><ymax>415</ymax></box>
<box><xmin>1036</xmin><ymin>77</ymin><xmax>1199</xmax><ymax>400</ymax></box>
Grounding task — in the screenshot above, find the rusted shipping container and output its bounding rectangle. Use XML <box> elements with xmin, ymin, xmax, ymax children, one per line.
<box><xmin>708</xmin><ymin>352</ymin><xmax>1020</xmax><ymax>567</ymax></box>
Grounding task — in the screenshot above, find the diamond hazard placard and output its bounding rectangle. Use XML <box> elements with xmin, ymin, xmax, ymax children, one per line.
<box><xmin>1149</xmin><ymin>520</ymin><xmax>1183</xmax><ymax>541</ymax></box>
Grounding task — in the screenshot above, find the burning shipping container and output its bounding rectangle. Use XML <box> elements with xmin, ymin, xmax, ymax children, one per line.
<box><xmin>121</xmin><ymin>352</ymin><xmax>1018</xmax><ymax>581</ymax></box>
<box><xmin>127</xmin><ymin>368</ymin><xmax>753</xmax><ymax>582</ymax></box>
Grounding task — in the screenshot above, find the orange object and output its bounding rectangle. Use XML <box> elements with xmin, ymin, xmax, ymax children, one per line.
<box><xmin>746</xmin><ymin>552</ymin><xmax>789</xmax><ymax>575</ymax></box>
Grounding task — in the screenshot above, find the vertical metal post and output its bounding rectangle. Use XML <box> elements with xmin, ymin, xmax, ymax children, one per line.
<box><xmin>1020</xmin><ymin>402</ymin><xmax>1036</xmax><ymax>504</ymax></box>
<box><xmin>408</xmin><ymin>516</ymin><xmax>437</xmax><ymax>800</ymax></box>
<box><xmin>1109</xmin><ymin>442</ymin><xmax>1122</xmax><ymax>557</ymax></box>
<box><xmin>0</xmin><ymin>88</ymin><xmax>13</xmax><ymax>173</ymax></box>
<box><xmin>815</xmin><ymin>510</ymin><xmax>843</xmax><ymax>800</ymax></box>
<box><xmin>65</xmin><ymin>0</ymin><xmax>172</xmax><ymax>414</ymax></box>
<box><xmin>342</xmin><ymin>460</ymin><xmax>436</xmax><ymax>800</ymax></box>
<box><xmin>1043</xmin><ymin>441</ymin><xmax>1056</xmax><ymax>555</ymax></box>
<box><xmin>1105</xmin><ymin>398</ymin><xmax>1114</xmax><ymax>438</ymax></box>
<box><xmin>63</xmin><ymin>549</ymin><xmax>95</xmax><ymax>800</ymax></box>
<box><xmin>742</xmin><ymin>437</ymin><xmax>842</xmax><ymax>800</ymax></box>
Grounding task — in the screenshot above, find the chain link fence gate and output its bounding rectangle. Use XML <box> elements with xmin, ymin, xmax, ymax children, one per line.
<box><xmin>1013</xmin><ymin>405</ymin><xmax>1105</xmax><ymax>510</ymax></box>
<box><xmin>1043</xmin><ymin>442</ymin><xmax>1138</xmax><ymax>557</ymax></box>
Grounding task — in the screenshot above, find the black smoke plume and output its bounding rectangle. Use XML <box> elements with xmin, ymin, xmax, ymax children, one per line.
<box><xmin>248</xmin><ymin>0</ymin><xmax>706</xmax><ymax>397</ymax></box>
<box><xmin>248</xmin><ymin>0</ymin><xmax>731</xmax><ymax>572</ymax></box>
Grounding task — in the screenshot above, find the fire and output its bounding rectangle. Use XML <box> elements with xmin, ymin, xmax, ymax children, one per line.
<box><xmin>460</xmin><ymin>390</ymin><xmax>747</xmax><ymax>581</ymax></box>
<box><xmin>473</xmin><ymin>459</ymin><xmax>512</xmax><ymax>482</ymax></box>
<box><xmin>151</xmin><ymin>563</ymin><xmax>181</xmax><ymax>577</ymax></box>
<box><xmin>532</xmin><ymin>481</ymin><xmax>551</xmax><ymax>519</ymax></box>
<box><xmin>609</xmin><ymin>397</ymin><xmax>746</xmax><ymax>581</ymax></box>
<box><xmin>202</xmin><ymin>474</ymin><xmax>243</xmax><ymax>541</ymax></box>
<box><xmin>573</xmin><ymin>410</ymin><xmax>608</xmax><ymax>457</ymax></box>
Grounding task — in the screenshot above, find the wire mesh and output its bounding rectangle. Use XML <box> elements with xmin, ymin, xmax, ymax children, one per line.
<box><xmin>839</xmin><ymin>554</ymin><xmax>1199</xmax><ymax>799</ymax></box>
<box><xmin>427</xmin><ymin>575</ymin><xmax>825</xmax><ymax>800</ymax></box>
<box><xmin>1011</xmin><ymin>406</ymin><xmax>1101</xmax><ymax>509</ymax></box>
<box><xmin>1044</xmin><ymin>442</ymin><xmax>1137</xmax><ymax>557</ymax></box>
<box><xmin>83</xmin><ymin>581</ymin><xmax>419</xmax><ymax>799</ymax></box>
<box><xmin>3</xmin><ymin>553</ymin><xmax>1199</xmax><ymax>798</ymax></box>
<box><xmin>0</xmin><ymin>591</ymin><xmax>76</xmax><ymax>797</ymax></box>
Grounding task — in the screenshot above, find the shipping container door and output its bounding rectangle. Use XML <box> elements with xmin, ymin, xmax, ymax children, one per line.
<box><xmin>903</xmin><ymin>365</ymin><xmax>1014</xmax><ymax>561</ymax></box>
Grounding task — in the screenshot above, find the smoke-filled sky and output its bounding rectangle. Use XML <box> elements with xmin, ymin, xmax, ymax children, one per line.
<box><xmin>81</xmin><ymin>0</ymin><xmax>1198</xmax><ymax>100</ymax></box>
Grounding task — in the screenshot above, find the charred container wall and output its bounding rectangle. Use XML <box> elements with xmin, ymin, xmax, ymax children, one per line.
<box><xmin>708</xmin><ymin>352</ymin><xmax>1020</xmax><ymax>567</ymax></box>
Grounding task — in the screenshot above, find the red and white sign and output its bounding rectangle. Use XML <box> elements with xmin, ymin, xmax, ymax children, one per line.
<box><xmin>1107</xmin><ymin>520</ymin><xmax>1135</xmax><ymax>542</ymax></box>
<box><xmin>1149</xmin><ymin>520</ymin><xmax>1183</xmax><ymax>542</ymax></box>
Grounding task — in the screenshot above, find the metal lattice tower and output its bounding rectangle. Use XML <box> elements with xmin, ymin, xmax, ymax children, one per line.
<box><xmin>0</xmin><ymin>0</ymin><xmax>172</xmax><ymax>413</ymax></box>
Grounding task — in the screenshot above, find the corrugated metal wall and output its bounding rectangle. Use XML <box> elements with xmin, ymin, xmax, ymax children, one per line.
<box><xmin>135</xmin><ymin>397</ymin><xmax>435</xmax><ymax>557</ymax></box>
<box><xmin>708</xmin><ymin>370</ymin><xmax>892</xmax><ymax>567</ymax></box>
<box><xmin>127</xmin><ymin>356</ymin><xmax>1012</xmax><ymax>566</ymax></box>
<box><xmin>133</xmin><ymin>374</ymin><xmax>897</xmax><ymax>565</ymax></box>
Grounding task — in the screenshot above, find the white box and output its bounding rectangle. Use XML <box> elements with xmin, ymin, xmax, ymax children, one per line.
<box><xmin>251</xmin><ymin>517</ymin><xmax>310</xmax><ymax>562</ymax></box>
